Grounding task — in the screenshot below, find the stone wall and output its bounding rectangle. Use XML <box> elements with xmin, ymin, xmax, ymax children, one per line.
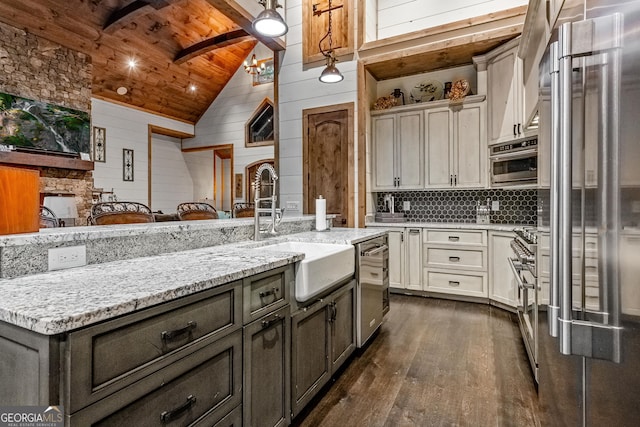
<box><xmin>39</xmin><ymin>168</ymin><xmax>94</xmax><ymax>225</ymax></box>
<box><xmin>0</xmin><ymin>21</ymin><xmax>92</xmax><ymax>112</ymax></box>
<box><xmin>0</xmin><ymin>21</ymin><xmax>94</xmax><ymax>226</ymax></box>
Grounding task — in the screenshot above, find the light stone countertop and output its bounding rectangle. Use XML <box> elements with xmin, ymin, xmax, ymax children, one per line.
<box><xmin>0</xmin><ymin>228</ymin><xmax>386</xmax><ymax>335</ymax></box>
<box><xmin>366</xmin><ymin>222</ymin><xmax>525</xmax><ymax>232</ymax></box>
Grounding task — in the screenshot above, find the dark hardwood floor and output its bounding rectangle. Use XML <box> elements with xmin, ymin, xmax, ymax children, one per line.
<box><xmin>292</xmin><ymin>295</ymin><xmax>541</xmax><ymax>427</ymax></box>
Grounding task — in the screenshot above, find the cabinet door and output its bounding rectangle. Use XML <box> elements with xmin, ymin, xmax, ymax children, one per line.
<box><xmin>330</xmin><ymin>281</ymin><xmax>356</xmax><ymax>371</ymax></box>
<box><xmin>243</xmin><ymin>305</ymin><xmax>290</xmax><ymax>427</ymax></box>
<box><xmin>489</xmin><ymin>231</ymin><xmax>517</xmax><ymax>308</ymax></box>
<box><xmin>388</xmin><ymin>230</ymin><xmax>404</xmax><ymax>288</ymax></box>
<box><xmin>406</xmin><ymin>228</ymin><xmax>423</xmax><ymax>291</ymax></box>
<box><xmin>290</xmin><ymin>300</ymin><xmax>330</xmax><ymax>417</ymax></box>
<box><xmin>396</xmin><ymin>111</ymin><xmax>424</xmax><ymax>189</ymax></box>
<box><xmin>372</xmin><ymin>115</ymin><xmax>396</xmax><ymax>190</ymax></box>
<box><xmin>454</xmin><ymin>103</ymin><xmax>486</xmax><ymax>188</ymax></box>
<box><xmin>425</xmin><ymin>108</ymin><xmax>453</xmax><ymax>188</ymax></box>
<box><xmin>488</xmin><ymin>47</ymin><xmax>521</xmax><ymax>144</ymax></box>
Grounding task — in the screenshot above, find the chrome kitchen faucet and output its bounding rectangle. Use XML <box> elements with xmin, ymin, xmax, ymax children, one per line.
<box><xmin>253</xmin><ymin>163</ymin><xmax>284</xmax><ymax>240</ymax></box>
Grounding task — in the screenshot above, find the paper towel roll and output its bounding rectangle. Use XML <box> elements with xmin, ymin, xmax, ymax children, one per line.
<box><xmin>315</xmin><ymin>195</ymin><xmax>327</xmax><ymax>231</ymax></box>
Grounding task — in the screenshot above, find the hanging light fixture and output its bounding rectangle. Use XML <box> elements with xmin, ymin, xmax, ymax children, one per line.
<box><xmin>244</xmin><ymin>53</ymin><xmax>266</xmax><ymax>75</ymax></box>
<box><xmin>318</xmin><ymin>0</ymin><xmax>343</xmax><ymax>83</ymax></box>
<box><xmin>253</xmin><ymin>0</ymin><xmax>288</xmax><ymax>37</ymax></box>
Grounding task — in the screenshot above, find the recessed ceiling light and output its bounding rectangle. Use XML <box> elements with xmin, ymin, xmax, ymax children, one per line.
<box><xmin>116</xmin><ymin>86</ymin><xmax>128</xmax><ymax>95</ymax></box>
<box><xmin>127</xmin><ymin>58</ymin><xmax>137</xmax><ymax>69</ymax></box>
<box><xmin>189</xmin><ymin>84</ymin><xmax>196</xmax><ymax>92</ymax></box>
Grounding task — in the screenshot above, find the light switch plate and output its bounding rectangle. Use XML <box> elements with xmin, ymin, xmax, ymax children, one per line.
<box><xmin>286</xmin><ymin>201</ymin><xmax>300</xmax><ymax>211</ymax></box>
<box><xmin>403</xmin><ymin>201</ymin><xmax>411</xmax><ymax>211</ymax></box>
<box><xmin>48</xmin><ymin>246</ymin><xmax>87</xmax><ymax>271</ymax></box>
<box><xmin>491</xmin><ymin>200</ymin><xmax>500</xmax><ymax>211</ymax></box>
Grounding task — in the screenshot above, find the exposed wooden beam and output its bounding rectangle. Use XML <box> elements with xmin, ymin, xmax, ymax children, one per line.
<box><xmin>203</xmin><ymin>0</ymin><xmax>286</xmax><ymax>51</ymax></box>
<box><xmin>175</xmin><ymin>29</ymin><xmax>253</xmax><ymax>65</ymax></box>
<box><xmin>103</xmin><ymin>0</ymin><xmax>172</xmax><ymax>33</ymax></box>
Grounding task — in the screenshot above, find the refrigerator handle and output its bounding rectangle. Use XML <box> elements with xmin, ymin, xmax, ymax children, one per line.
<box><xmin>556</xmin><ymin>16</ymin><xmax>623</xmax><ymax>363</ymax></box>
<box><xmin>548</xmin><ymin>41</ymin><xmax>560</xmax><ymax>338</ymax></box>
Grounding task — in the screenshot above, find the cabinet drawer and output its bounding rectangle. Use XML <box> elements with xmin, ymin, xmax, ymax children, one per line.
<box><xmin>426</xmin><ymin>271</ymin><xmax>487</xmax><ymax>297</ymax></box>
<box><xmin>425</xmin><ymin>247</ymin><xmax>486</xmax><ymax>271</ymax></box>
<box><xmin>67</xmin><ymin>281</ymin><xmax>242</xmax><ymax>413</ymax></box>
<box><xmin>243</xmin><ymin>265</ymin><xmax>292</xmax><ymax>324</ymax></box>
<box><xmin>71</xmin><ymin>329</ymin><xmax>243</xmax><ymax>426</ymax></box>
<box><xmin>424</xmin><ymin>229</ymin><xmax>486</xmax><ymax>246</ymax></box>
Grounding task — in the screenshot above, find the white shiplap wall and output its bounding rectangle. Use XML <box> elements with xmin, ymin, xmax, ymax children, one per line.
<box><xmin>182</xmin><ymin>44</ymin><xmax>275</xmax><ymax>204</ymax></box>
<box><xmin>376</xmin><ymin>0</ymin><xmax>527</xmax><ymax>39</ymax></box>
<box><xmin>279</xmin><ymin>0</ymin><xmax>359</xmax><ymax>220</ymax></box>
<box><xmin>91</xmin><ymin>98</ymin><xmax>194</xmax><ymax>205</ymax></box>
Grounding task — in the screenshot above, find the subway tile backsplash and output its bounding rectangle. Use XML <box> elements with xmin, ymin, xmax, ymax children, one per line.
<box><xmin>375</xmin><ymin>189</ymin><xmax>537</xmax><ymax>225</ymax></box>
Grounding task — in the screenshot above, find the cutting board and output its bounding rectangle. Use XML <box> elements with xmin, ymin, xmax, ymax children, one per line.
<box><xmin>0</xmin><ymin>165</ymin><xmax>40</xmax><ymax>235</ymax></box>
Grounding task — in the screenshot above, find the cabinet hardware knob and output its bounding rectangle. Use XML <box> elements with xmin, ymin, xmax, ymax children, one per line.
<box><xmin>160</xmin><ymin>395</ymin><xmax>197</xmax><ymax>423</ymax></box>
<box><xmin>261</xmin><ymin>314</ymin><xmax>281</xmax><ymax>329</ymax></box>
<box><xmin>161</xmin><ymin>321</ymin><xmax>197</xmax><ymax>342</ymax></box>
<box><xmin>259</xmin><ymin>287</ymin><xmax>279</xmax><ymax>299</ymax></box>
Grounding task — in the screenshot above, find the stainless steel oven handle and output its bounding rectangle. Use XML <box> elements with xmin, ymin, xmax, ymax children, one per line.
<box><xmin>508</xmin><ymin>258</ymin><xmax>534</xmax><ymax>290</ymax></box>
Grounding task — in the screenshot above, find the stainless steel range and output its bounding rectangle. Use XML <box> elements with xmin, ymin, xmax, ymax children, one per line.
<box><xmin>509</xmin><ymin>227</ymin><xmax>538</xmax><ymax>383</ymax></box>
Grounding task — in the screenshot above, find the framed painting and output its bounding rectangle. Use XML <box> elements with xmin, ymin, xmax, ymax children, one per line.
<box><xmin>253</xmin><ymin>58</ymin><xmax>274</xmax><ymax>86</ymax></box>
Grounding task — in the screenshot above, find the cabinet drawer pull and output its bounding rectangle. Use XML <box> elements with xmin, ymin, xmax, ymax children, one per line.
<box><xmin>161</xmin><ymin>321</ymin><xmax>197</xmax><ymax>342</ymax></box>
<box><xmin>450</xmin><ymin>175</ymin><xmax>453</xmax><ymax>186</ymax></box>
<box><xmin>448</xmin><ymin>281</ymin><xmax>460</xmax><ymax>287</ymax></box>
<box><xmin>370</xmin><ymin>272</ymin><xmax>379</xmax><ymax>277</ymax></box>
<box><xmin>448</xmin><ymin>236</ymin><xmax>460</xmax><ymax>242</ymax></box>
<box><xmin>513</xmin><ymin>124</ymin><xmax>517</xmax><ymax>136</ymax></box>
<box><xmin>449</xmin><ymin>256</ymin><xmax>461</xmax><ymax>262</ymax></box>
<box><xmin>409</xmin><ymin>229</ymin><xmax>420</xmax><ymax>234</ymax></box>
<box><xmin>160</xmin><ymin>394</ymin><xmax>196</xmax><ymax>423</ymax></box>
<box><xmin>261</xmin><ymin>314</ymin><xmax>281</xmax><ymax>329</ymax></box>
<box><xmin>259</xmin><ymin>287</ymin><xmax>279</xmax><ymax>299</ymax></box>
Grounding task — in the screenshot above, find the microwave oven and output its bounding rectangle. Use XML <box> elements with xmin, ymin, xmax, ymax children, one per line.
<box><xmin>490</xmin><ymin>136</ymin><xmax>538</xmax><ymax>186</ymax></box>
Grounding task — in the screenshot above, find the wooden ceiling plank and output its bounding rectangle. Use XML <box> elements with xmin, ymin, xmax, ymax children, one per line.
<box><xmin>175</xmin><ymin>29</ymin><xmax>253</xmax><ymax>64</ymax></box>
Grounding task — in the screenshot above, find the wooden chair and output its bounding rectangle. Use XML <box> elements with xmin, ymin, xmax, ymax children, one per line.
<box><xmin>177</xmin><ymin>202</ymin><xmax>218</xmax><ymax>220</ymax></box>
<box><xmin>39</xmin><ymin>206</ymin><xmax>61</xmax><ymax>228</ymax></box>
<box><xmin>233</xmin><ymin>203</ymin><xmax>255</xmax><ymax>218</ymax></box>
<box><xmin>89</xmin><ymin>202</ymin><xmax>155</xmax><ymax>225</ymax></box>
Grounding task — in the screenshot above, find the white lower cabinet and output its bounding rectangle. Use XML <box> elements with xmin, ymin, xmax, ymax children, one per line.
<box><xmin>405</xmin><ymin>228</ymin><xmax>423</xmax><ymax>291</ymax></box>
<box><xmin>423</xmin><ymin>228</ymin><xmax>488</xmax><ymax>298</ymax></box>
<box><xmin>388</xmin><ymin>230</ymin><xmax>404</xmax><ymax>288</ymax></box>
<box><xmin>489</xmin><ymin>231</ymin><xmax>518</xmax><ymax>308</ymax></box>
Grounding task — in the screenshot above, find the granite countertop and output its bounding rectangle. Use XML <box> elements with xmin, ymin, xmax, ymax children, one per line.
<box><xmin>0</xmin><ymin>228</ymin><xmax>384</xmax><ymax>335</ymax></box>
<box><xmin>366</xmin><ymin>222</ymin><xmax>525</xmax><ymax>232</ymax></box>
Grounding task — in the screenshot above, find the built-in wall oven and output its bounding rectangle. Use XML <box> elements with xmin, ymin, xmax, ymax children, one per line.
<box><xmin>356</xmin><ymin>235</ymin><xmax>389</xmax><ymax>347</ymax></box>
<box><xmin>509</xmin><ymin>227</ymin><xmax>538</xmax><ymax>383</ymax></box>
<box><xmin>490</xmin><ymin>136</ymin><xmax>538</xmax><ymax>186</ymax></box>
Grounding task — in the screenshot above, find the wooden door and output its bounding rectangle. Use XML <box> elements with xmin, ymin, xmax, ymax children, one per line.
<box><xmin>304</xmin><ymin>104</ymin><xmax>353</xmax><ymax>227</ymax></box>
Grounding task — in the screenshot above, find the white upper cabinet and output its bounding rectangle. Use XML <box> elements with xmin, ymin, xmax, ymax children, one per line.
<box><xmin>425</xmin><ymin>100</ymin><xmax>487</xmax><ymax>189</ymax></box>
<box><xmin>371</xmin><ymin>110</ymin><xmax>424</xmax><ymax>190</ymax></box>
<box><xmin>484</xmin><ymin>39</ymin><xmax>525</xmax><ymax>145</ymax></box>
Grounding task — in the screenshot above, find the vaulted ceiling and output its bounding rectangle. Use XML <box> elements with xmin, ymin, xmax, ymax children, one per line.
<box><xmin>0</xmin><ymin>0</ymin><xmax>283</xmax><ymax>123</ymax></box>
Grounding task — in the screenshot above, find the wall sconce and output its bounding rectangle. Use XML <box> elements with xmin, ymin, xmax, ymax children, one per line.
<box><xmin>253</xmin><ymin>0</ymin><xmax>288</xmax><ymax>37</ymax></box>
<box><xmin>318</xmin><ymin>0</ymin><xmax>343</xmax><ymax>83</ymax></box>
<box><xmin>244</xmin><ymin>54</ymin><xmax>266</xmax><ymax>75</ymax></box>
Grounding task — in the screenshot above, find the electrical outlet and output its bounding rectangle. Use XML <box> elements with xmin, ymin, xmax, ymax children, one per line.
<box><xmin>492</xmin><ymin>200</ymin><xmax>500</xmax><ymax>211</ymax></box>
<box><xmin>286</xmin><ymin>201</ymin><xmax>300</xmax><ymax>211</ymax></box>
<box><xmin>403</xmin><ymin>201</ymin><xmax>411</xmax><ymax>211</ymax></box>
<box><xmin>632</xmin><ymin>200</ymin><xmax>640</xmax><ymax>213</ymax></box>
<box><xmin>48</xmin><ymin>246</ymin><xmax>87</xmax><ymax>271</ymax></box>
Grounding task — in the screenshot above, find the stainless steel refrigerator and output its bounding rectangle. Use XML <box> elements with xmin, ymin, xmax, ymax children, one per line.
<box><xmin>538</xmin><ymin>0</ymin><xmax>640</xmax><ymax>425</ymax></box>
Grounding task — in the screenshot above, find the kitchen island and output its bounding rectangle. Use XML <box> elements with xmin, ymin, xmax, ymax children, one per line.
<box><xmin>0</xmin><ymin>219</ymin><xmax>386</xmax><ymax>426</ymax></box>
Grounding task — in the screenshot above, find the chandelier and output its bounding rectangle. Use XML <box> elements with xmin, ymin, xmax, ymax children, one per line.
<box><xmin>244</xmin><ymin>54</ymin><xmax>265</xmax><ymax>75</ymax></box>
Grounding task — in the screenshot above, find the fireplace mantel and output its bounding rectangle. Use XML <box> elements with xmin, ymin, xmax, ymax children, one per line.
<box><xmin>0</xmin><ymin>151</ymin><xmax>94</xmax><ymax>171</ymax></box>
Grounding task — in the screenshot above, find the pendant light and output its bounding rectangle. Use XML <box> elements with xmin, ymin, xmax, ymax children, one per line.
<box><xmin>253</xmin><ymin>0</ymin><xmax>288</xmax><ymax>37</ymax></box>
<box><xmin>318</xmin><ymin>0</ymin><xmax>343</xmax><ymax>83</ymax></box>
